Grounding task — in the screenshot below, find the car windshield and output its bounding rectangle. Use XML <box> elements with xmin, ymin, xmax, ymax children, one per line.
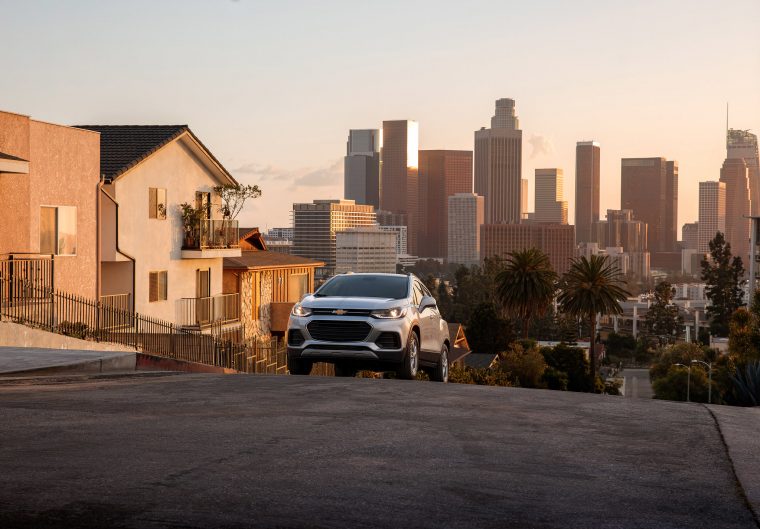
<box><xmin>315</xmin><ymin>275</ymin><xmax>409</xmax><ymax>299</ymax></box>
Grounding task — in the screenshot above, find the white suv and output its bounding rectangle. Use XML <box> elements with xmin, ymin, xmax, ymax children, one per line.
<box><xmin>286</xmin><ymin>273</ymin><xmax>450</xmax><ymax>382</ymax></box>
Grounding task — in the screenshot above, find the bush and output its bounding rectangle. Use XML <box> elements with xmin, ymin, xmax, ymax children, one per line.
<box><xmin>540</xmin><ymin>343</ymin><xmax>593</xmax><ymax>392</ymax></box>
<box><xmin>498</xmin><ymin>342</ymin><xmax>547</xmax><ymax>388</ymax></box>
<box><xmin>728</xmin><ymin>361</ymin><xmax>760</xmax><ymax>406</ymax></box>
<box><xmin>448</xmin><ymin>366</ymin><xmax>512</xmax><ymax>387</ymax></box>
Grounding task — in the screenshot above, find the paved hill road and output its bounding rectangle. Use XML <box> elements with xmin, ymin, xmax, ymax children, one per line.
<box><xmin>0</xmin><ymin>374</ymin><xmax>758</xmax><ymax>529</ymax></box>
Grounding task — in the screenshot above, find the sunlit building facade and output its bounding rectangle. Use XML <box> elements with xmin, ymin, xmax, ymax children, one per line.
<box><xmin>335</xmin><ymin>227</ymin><xmax>396</xmax><ymax>274</ymax></box>
<box><xmin>448</xmin><ymin>193</ymin><xmax>484</xmax><ymax>267</ymax></box>
<box><xmin>534</xmin><ymin>168</ymin><xmax>567</xmax><ymax>224</ymax></box>
<box><xmin>728</xmin><ymin>129</ymin><xmax>760</xmax><ymax>215</ymax></box>
<box><xmin>344</xmin><ymin>129</ymin><xmax>380</xmax><ymax>209</ymax></box>
<box><xmin>575</xmin><ymin>141</ymin><xmax>600</xmax><ymax>244</ymax></box>
<box><xmin>480</xmin><ymin>223</ymin><xmax>575</xmax><ymax>275</ymax></box>
<box><xmin>380</xmin><ymin>120</ymin><xmax>419</xmax><ymax>254</ymax></box>
<box><xmin>720</xmin><ymin>158</ymin><xmax>751</xmax><ymax>261</ymax></box>
<box><xmin>698</xmin><ymin>181</ymin><xmax>726</xmax><ymax>253</ymax></box>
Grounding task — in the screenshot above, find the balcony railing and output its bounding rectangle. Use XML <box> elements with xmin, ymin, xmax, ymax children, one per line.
<box><xmin>178</xmin><ymin>293</ymin><xmax>240</xmax><ymax>328</ymax></box>
<box><xmin>182</xmin><ymin>219</ymin><xmax>240</xmax><ymax>250</ymax></box>
<box><xmin>100</xmin><ymin>293</ymin><xmax>131</xmax><ymax>312</ymax></box>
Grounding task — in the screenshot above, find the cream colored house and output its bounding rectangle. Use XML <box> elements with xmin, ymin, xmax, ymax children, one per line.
<box><xmin>81</xmin><ymin>125</ymin><xmax>242</xmax><ymax>328</ymax></box>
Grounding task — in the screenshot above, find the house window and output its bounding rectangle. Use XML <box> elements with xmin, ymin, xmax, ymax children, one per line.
<box><xmin>149</xmin><ymin>188</ymin><xmax>167</xmax><ymax>219</ymax></box>
<box><xmin>196</xmin><ymin>268</ymin><xmax>211</xmax><ymax>298</ymax></box>
<box><xmin>287</xmin><ymin>273</ymin><xmax>308</xmax><ymax>302</ymax></box>
<box><xmin>40</xmin><ymin>206</ymin><xmax>77</xmax><ymax>256</ymax></box>
<box><xmin>149</xmin><ymin>271</ymin><xmax>168</xmax><ymax>302</ymax></box>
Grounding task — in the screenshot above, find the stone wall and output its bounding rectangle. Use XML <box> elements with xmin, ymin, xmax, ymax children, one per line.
<box><xmin>240</xmin><ymin>270</ymin><xmax>274</xmax><ymax>339</ymax></box>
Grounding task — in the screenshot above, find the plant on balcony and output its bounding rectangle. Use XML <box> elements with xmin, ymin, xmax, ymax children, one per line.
<box><xmin>214</xmin><ymin>183</ymin><xmax>262</xmax><ymax>220</ymax></box>
<box><xmin>179</xmin><ymin>202</ymin><xmax>205</xmax><ymax>249</ymax></box>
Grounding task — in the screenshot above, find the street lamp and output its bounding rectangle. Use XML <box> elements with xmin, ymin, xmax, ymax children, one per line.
<box><xmin>691</xmin><ymin>359</ymin><xmax>713</xmax><ymax>404</ymax></box>
<box><xmin>674</xmin><ymin>363</ymin><xmax>690</xmax><ymax>402</ymax></box>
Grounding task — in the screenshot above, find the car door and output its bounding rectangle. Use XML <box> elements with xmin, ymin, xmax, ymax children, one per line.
<box><xmin>420</xmin><ymin>282</ymin><xmax>442</xmax><ymax>353</ymax></box>
<box><xmin>415</xmin><ymin>280</ymin><xmax>438</xmax><ymax>357</ymax></box>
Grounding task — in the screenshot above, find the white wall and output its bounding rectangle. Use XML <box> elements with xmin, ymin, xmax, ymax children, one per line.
<box><xmin>112</xmin><ymin>138</ymin><xmax>227</xmax><ymax>322</ymax></box>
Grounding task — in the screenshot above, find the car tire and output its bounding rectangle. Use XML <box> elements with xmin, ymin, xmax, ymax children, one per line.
<box><xmin>288</xmin><ymin>357</ymin><xmax>313</xmax><ymax>376</ymax></box>
<box><xmin>397</xmin><ymin>330</ymin><xmax>419</xmax><ymax>380</ymax></box>
<box><xmin>334</xmin><ymin>363</ymin><xmax>357</xmax><ymax>378</ymax></box>
<box><xmin>431</xmin><ymin>344</ymin><xmax>449</xmax><ymax>383</ymax></box>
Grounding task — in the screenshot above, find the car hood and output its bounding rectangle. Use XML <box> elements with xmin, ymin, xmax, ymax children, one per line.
<box><xmin>300</xmin><ymin>296</ymin><xmax>408</xmax><ymax>310</ymax></box>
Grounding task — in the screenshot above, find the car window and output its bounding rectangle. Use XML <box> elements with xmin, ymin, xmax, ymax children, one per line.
<box><xmin>412</xmin><ymin>281</ymin><xmax>424</xmax><ymax>306</ymax></box>
<box><xmin>315</xmin><ymin>275</ymin><xmax>409</xmax><ymax>299</ymax></box>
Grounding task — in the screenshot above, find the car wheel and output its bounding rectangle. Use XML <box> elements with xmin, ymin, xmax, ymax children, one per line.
<box><xmin>432</xmin><ymin>344</ymin><xmax>449</xmax><ymax>383</ymax></box>
<box><xmin>398</xmin><ymin>330</ymin><xmax>419</xmax><ymax>380</ymax></box>
<box><xmin>334</xmin><ymin>363</ymin><xmax>357</xmax><ymax>378</ymax></box>
<box><xmin>288</xmin><ymin>357</ymin><xmax>313</xmax><ymax>375</ymax></box>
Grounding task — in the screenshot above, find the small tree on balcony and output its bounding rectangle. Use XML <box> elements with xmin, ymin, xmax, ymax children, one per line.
<box><xmin>214</xmin><ymin>184</ymin><xmax>262</xmax><ymax>220</ymax></box>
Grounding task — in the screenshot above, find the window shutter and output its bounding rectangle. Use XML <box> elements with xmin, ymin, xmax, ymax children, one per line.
<box><xmin>159</xmin><ymin>271</ymin><xmax>168</xmax><ymax>301</ymax></box>
<box><xmin>149</xmin><ymin>272</ymin><xmax>158</xmax><ymax>302</ymax></box>
<box><xmin>149</xmin><ymin>188</ymin><xmax>157</xmax><ymax>219</ymax></box>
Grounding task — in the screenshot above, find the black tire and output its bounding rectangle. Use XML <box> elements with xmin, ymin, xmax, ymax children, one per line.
<box><xmin>397</xmin><ymin>330</ymin><xmax>420</xmax><ymax>380</ymax></box>
<box><xmin>431</xmin><ymin>344</ymin><xmax>449</xmax><ymax>383</ymax></box>
<box><xmin>334</xmin><ymin>363</ymin><xmax>357</xmax><ymax>378</ymax></box>
<box><xmin>288</xmin><ymin>357</ymin><xmax>313</xmax><ymax>375</ymax></box>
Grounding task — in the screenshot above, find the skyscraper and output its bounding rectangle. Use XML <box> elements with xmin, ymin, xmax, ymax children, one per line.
<box><xmin>344</xmin><ymin>129</ymin><xmax>380</xmax><ymax>208</ymax></box>
<box><xmin>520</xmin><ymin>178</ymin><xmax>529</xmax><ymax>220</ymax></box>
<box><xmin>480</xmin><ymin>223</ymin><xmax>576</xmax><ymax>275</ymax></box>
<box><xmin>682</xmin><ymin>222</ymin><xmax>699</xmax><ymax>250</ymax></box>
<box><xmin>575</xmin><ymin>141</ymin><xmax>600</xmax><ymax>244</ymax></box>
<box><xmin>448</xmin><ymin>193</ymin><xmax>484</xmax><ymax>267</ymax></box>
<box><xmin>728</xmin><ymin>129</ymin><xmax>760</xmax><ymax>215</ymax></box>
<box><xmin>380</xmin><ymin>120</ymin><xmax>419</xmax><ymax>254</ymax></box>
<box><xmin>620</xmin><ymin>157</ymin><xmax>678</xmax><ymax>253</ymax></box>
<box><xmin>698</xmin><ymin>181</ymin><xmax>726</xmax><ymax>253</ymax></box>
<box><xmin>592</xmin><ymin>209</ymin><xmax>648</xmax><ymax>253</ymax></box>
<box><xmin>534</xmin><ymin>168</ymin><xmax>568</xmax><ymax>224</ymax></box>
<box><xmin>474</xmin><ymin>98</ymin><xmax>522</xmax><ymax>224</ymax></box>
<box><xmin>720</xmin><ymin>158</ymin><xmax>751</xmax><ymax>260</ymax></box>
<box><xmin>418</xmin><ymin>150</ymin><xmax>473</xmax><ymax>257</ymax></box>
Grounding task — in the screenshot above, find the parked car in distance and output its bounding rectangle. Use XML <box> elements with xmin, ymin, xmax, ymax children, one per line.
<box><xmin>286</xmin><ymin>273</ymin><xmax>450</xmax><ymax>381</ymax></box>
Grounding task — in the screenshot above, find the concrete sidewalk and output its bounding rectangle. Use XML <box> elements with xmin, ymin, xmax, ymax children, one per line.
<box><xmin>0</xmin><ymin>346</ymin><xmax>136</xmax><ymax>376</ymax></box>
<box><xmin>0</xmin><ymin>375</ymin><xmax>758</xmax><ymax>529</ymax></box>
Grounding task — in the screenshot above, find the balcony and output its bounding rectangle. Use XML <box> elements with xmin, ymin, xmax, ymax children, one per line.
<box><xmin>181</xmin><ymin>219</ymin><xmax>242</xmax><ymax>259</ymax></box>
<box><xmin>178</xmin><ymin>293</ymin><xmax>240</xmax><ymax>329</ymax></box>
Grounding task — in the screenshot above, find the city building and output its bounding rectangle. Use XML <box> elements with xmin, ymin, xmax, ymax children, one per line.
<box><xmin>335</xmin><ymin>227</ymin><xmax>397</xmax><ymax>274</ymax></box>
<box><xmin>474</xmin><ymin>98</ymin><xmax>522</xmax><ymax>224</ymax></box>
<box><xmin>621</xmin><ymin>157</ymin><xmax>678</xmax><ymax>253</ymax></box>
<box><xmin>698</xmin><ymin>181</ymin><xmax>726</xmax><ymax>253</ymax></box>
<box><xmin>418</xmin><ymin>149</ymin><xmax>473</xmax><ymax>258</ymax></box>
<box><xmin>448</xmin><ymin>193</ymin><xmax>484</xmax><ymax>267</ymax></box>
<box><xmin>0</xmin><ymin>110</ymin><xmax>100</xmax><ymax>299</ymax></box>
<box><xmin>292</xmin><ymin>199</ymin><xmax>376</xmax><ymax>278</ymax></box>
<box><xmin>682</xmin><ymin>222</ymin><xmax>699</xmax><ymax>250</ymax></box>
<box><xmin>380</xmin><ymin>120</ymin><xmax>419</xmax><ymax>254</ymax></box>
<box><xmin>344</xmin><ymin>129</ymin><xmax>380</xmax><ymax>208</ymax></box>
<box><xmin>592</xmin><ymin>209</ymin><xmax>648</xmax><ymax>252</ymax></box>
<box><xmin>480</xmin><ymin>223</ymin><xmax>575</xmax><ymax>275</ymax></box>
<box><xmin>377</xmin><ymin>225</ymin><xmax>408</xmax><ymax>258</ymax></box>
<box><xmin>728</xmin><ymin>129</ymin><xmax>760</xmax><ymax>215</ymax></box>
<box><xmin>534</xmin><ymin>168</ymin><xmax>568</xmax><ymax>224</ymax></box>
<box><xmin>376</xmin><ymin>209</ymin><xmax>407</xmax><ymax>227</ymax></box>
<box><xmin>720</xmin><ymin>158</ymin><xmax>751</xmax><ymax>261</ymax></box>
<box><xmin>521</xmin><ymin>178</ymin><xmax>529</xmax><ymax>220</ymax></box>
<box><xmin>266</xmin><ymin>227</ymin><xmax>293</xmax><ymax>240</ymax></box>
<box><xmin>575</xmin><ymin>141</ymin><xmax>601</xmax><ymax>244</ymax></box>
<box><xmin>748</xmin><ymin>216</ymin><xmax>760</xmax><ymax>303</ymax></box>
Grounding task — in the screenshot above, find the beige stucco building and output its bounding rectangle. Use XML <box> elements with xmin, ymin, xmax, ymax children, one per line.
<box><xmin>0</xmin><ymin>110</ymin><xmax>100</xmax><ymax>298</ymax></box>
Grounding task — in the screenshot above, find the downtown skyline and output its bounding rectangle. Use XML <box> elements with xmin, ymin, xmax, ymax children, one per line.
<box><xmin>4</xmin><ymin>0</ymin><xmax>760</xmax><ymax>230</ymax></box>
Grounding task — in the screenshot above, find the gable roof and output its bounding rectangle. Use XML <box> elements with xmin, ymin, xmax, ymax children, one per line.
<box><xmin>238</xmin><ymin>228</ymin><xmax>268</xmax><ymax>251</ymax></box>
<box><xmin>74</xmin><ymin>125</ymin><xmax>236</xmax><ymax>184</ymax></box>
<box><xmin>224</xmin><ymin>251</ymin><xmax>324</xmax><ymax>271</ymax></box>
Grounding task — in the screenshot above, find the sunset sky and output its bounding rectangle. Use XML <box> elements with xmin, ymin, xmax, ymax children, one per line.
<box><xmin>4</xmin><ymin>0</ymin><xmax>760</xmax><ymax>232</ymax></box>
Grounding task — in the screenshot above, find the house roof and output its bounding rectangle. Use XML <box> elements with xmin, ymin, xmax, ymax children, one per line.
<box><xmin>0</xmin><ymin>151</ymin><xmax>27</xmax><ymax>162</ymax></box>
<box><xmin>224</xmin><ymin>251</ymin><xmax>324</xmax><ymax>270</ymax></box>
<box><xmin>74</xmin><ymin>125</ymin><xmax>236</xmax><ymax>184</ymax></box>
<box><xmin>463</xmin><ymin>353</ymin><xmax>499</xmax><ymax>370</ymax></box>
<box><xmin>238</xmin><ymin>228</ymin><xmax>268</xmax><ymax>251</ymax></box>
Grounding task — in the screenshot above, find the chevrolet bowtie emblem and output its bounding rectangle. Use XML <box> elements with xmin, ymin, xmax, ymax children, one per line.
<box><xmin>333</xmin><ymin>309</ymin><xmax>347</xmax><ymax>315</ymax></box>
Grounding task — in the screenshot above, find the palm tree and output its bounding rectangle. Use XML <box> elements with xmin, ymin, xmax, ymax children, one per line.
<box><xmin>558</xmin><ymin>255</ymin><xmax>630</xmax><ymax>390</ymax></box>
<box><xmin>495</xmin><ymin>248</ymin><xmax>558</xmax><ymax>339</ymax></box>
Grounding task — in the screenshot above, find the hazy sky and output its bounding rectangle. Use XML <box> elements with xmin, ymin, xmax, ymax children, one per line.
<box><xmin>4</xmin><ymin>0</ymin><xmax>760</xmax><ymax>232</ymax></box>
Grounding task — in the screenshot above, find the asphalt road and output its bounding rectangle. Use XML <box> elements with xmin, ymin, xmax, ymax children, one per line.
<box><xmin>622</xmin><ymin>368</ymin><xmax>655</xmax><ymax>399</ymax></box>
<box><xmin>0</xmin><ymin>374</ymin><xmax>757</xmax><ymax>529</ymax></box>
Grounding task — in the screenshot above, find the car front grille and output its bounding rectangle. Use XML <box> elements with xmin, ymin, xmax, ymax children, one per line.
<box><xmin>311</xmin><ymin>308</ymin><xmax>372</xmax><ymax>317</ymax></box>
<box><xmin>375</xmin><ymin>332</ymin><xmax>401</xmax><ymax>349</ymax></box>
<box><xmin>307</xmin><ymin>320</ymin><xmax>372</xmax><ymax>342</ymax></box>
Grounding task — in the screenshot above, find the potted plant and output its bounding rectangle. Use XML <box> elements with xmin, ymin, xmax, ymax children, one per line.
<box><xmin>179</xmin><ymin>202</ymin><xmax>204</xmax><ymax>249</ymax></box>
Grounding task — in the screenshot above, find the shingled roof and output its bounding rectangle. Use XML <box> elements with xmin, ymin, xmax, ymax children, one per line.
<box><xmin>224</xmin><ymin>251</ymin><xmax>324</xmax><ymax>270</ymax></box>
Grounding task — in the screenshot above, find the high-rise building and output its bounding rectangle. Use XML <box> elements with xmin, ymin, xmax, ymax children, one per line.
<box><xmin>378</xmin><ymin>224</ymin><xmax>408</xmax><ymax>257</ymax></box>
<box><xmin>698</xmin><ymin>181</ymin><xmax>726</xmax><ymax>253</ymax></box>
<box><xmin>335</xmin><ymin>227</ymin><xmax>396</xmax><ymax>274</ymax></box>
<box><xmin>682</xmin><ymin>222</ymin><xmax>699</xmax><ymax>250</ymax></box>
<box><xmin>592</xmin><ymin>209</ymin><xmax>648</xmax><ymax>252</ymax></box>
<box><xmin>292</xmin><ymin>199</ymin><xmax>376</xmax><ymax>278</ymax></box>
<box><xmin>380</xmin><ymin>120</ymin><xmax>419</xmax><ymax>254</ymax></box>
<box><xmin>480</xmin><ymin>223</ymin><xmax>575</xmax><ymax>275</ymax></box>
<box><xmin>720</xmin><ymin>158</ymin><xmax>751</xmax><ymax>261</ymax></box>
<box><xmin>375</xmin><ymin>210</ymin><xmax>407</xmax><ymax>227</ymax></box>
<box><xmin>521</xmin><ymin>178</ymin><xmax>529</xmax><ymax>220</ymax></box>
<box><xmin>344</xmin><ymin>129</ymin><xmax>380</xmax><ymax>208</ymax></box>
<box><xmin>534</xmin><ymin>168</ymin><xmax>568</xmax><ymax>224</ymax></box>
<box><xmin>728</xmin><ymin>129</ymin><xmax>760</xmax><ymax>215</ymax></box>
<box><xmin>418</xmin><ymin>150</ymin><xmax>473</xmax><ymax>258</ymax></box>
<box><xmin>621</xmin><ymin>157</ymin><xmax>677</xmax><ymax>253</ymax></box>
<box><xmin>474</xmin><ymin>98</ymin><xmax>522</xmax><ymax>224</ymax></box>
<box><xmin>575</xmin><ymin>141</ymin><xmax>601</xmax><ymax>244</ymax></box>
<box><xmin>448</xmin><ymin>193</ymin><xmax>484</xmax><ymax>267</ymax></box>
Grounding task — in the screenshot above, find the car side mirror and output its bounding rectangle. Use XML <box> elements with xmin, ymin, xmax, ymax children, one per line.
<box><xmin>420</xmin><ymin>295</ymin><xmax>437</xmax><ymax>312</ymax></box>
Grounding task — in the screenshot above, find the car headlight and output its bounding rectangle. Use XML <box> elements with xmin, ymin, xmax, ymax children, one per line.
<box><xmin>371</xmin><ymin>306</ymin><xmax>407</xmax><ymax>319</ymax></box>
<box><xmin>291</xmin><ymin>304</ymin><xmax>312</xmax><ymax>317</ymax></box>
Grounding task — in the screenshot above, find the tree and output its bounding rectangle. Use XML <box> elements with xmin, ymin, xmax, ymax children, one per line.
<box><xmin>644</xmin><ymin>281</ymin><xmax>683</xmax><ymax>343</ymax></box>
<box><xmin>540</xmin><ymin>343</ymin><xmax>594</xmax><ymax>392</ymax></box>
<box><xmin>495</xmin><ymin>248</ymin><xmax>557</xmax><ymax>338</ymax></box>
<box><xmin>558</xmin><ymin>255</ymin><xmax>630</xmax><ymax>389</ymax></box>
<box><xmin>465</xmin><ymin>302</ymin><xmax>514</xmax><ymax>356</ymax></box>
<box><xmin>701</xmin><ymin>232</ymin><xmax>745</xmax><ymax>337</ymax></box>
<box><xmin>213</xmin><ymin>183</ymin><xmax>262</xmax><ymax>220</ymax></box>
